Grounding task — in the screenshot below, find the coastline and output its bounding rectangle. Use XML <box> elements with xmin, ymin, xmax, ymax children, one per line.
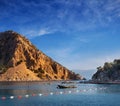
<box><xmin>0</xmin><ymin>79</ymin><xmax>79</xmax><ymax>83</ymax></box>
<box><xmin>0</xmin><ymin>80</ymin><xmax>120</xmax><ymax>85</ymax></box>
<box><xmin>79</xmin><ymin>80</ymin><xmax>120</xmax><ymax>84</ymax></box>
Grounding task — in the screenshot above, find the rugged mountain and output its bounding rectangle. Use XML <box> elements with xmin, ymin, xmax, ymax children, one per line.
<box><xmin>92</xmin><ymin>59</ymin><xmax>120</xmax><ymax>82</ymax></box>
<box><xmin>0</xmin><ymin>30</ymin><xmax>82</xmax><ymax>81</ymax></box>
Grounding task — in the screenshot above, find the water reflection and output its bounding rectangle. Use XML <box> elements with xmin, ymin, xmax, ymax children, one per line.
<box><xmin>0</xmin><ymin>82</ymin><xmax>120</xmax><ymax>106</ymax></box>
<box><xmin>0</xmin><ymin>81</ymin><xmax>120</xmax><ymax>97</ymax></box>
<box><xmin>0</xmin><ymin>81</ymin><xmax>59</xmax><ymax>96</ymax></box>
<box><xmin>94</xmin><ymin>84</ymin><xmax>120</xmax><ymax>94</ymax></box>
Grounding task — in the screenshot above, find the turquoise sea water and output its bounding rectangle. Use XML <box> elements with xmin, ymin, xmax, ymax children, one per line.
<box><xmin>0</xmin><ymin>81</ymin><xmax>120</xmax><ymax>106</ymax></box>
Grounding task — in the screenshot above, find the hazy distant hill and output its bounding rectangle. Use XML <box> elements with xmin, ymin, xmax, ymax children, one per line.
<box><xmin>0</xmin><ymin>30</ymin><xmax>83</xmax><ymax>81</ymax></box>
<box><xmin>92</xmin><ymin>59</ymin><xmax>120</xmax><ymax>82</ymax></box>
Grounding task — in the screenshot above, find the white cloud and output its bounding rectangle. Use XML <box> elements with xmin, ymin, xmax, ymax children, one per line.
<box><xmin>2</xmin><ymin>0</ymin><xmax>120</xmax><ymax>34</ymax></box>
<box><xmin>46</xmin><ymin>47</ymin><xmax>73</xmax><ymax>60</ymax></box>
<box><xmin>45</xmin><ymin>47</ymin><xmax>120</xmax><ymax>79</ymax></box>
<box><xmin>23</xmin><ymin>28</ymin><xmax>55</xmax><ymax>38</ymax></box>
<box><xmin>66</xmin><ymin>51</ymin><xmax>120</xmax><ymax>71</ymax></box>
<box><xmin>38</xmin><ymin>29</ymin><xmax>52</xmax><ymax>36</ymax></box>
<box><xmin>46</xmin><ymin>47</ymin><xmax>120</xmax><ymax>71</ymax></box>
<box><xmin>75</xmin><ymin>37</ymin><xmax>90</xmax><ymax>43</ymax></box>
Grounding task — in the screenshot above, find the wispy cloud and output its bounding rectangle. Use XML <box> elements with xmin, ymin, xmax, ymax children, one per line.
<box><xmin>38</xmin><ymin>29</ymin><xmax>53</xmax><ymax>36</ymax></box>
<box><xmin>46</xmin><ymin>47</ymin><xmax>73</xmax><ymax>60</ymax></box>
<box><xmin>23</xmin><ymin>28</ymin><xmax>55</xmax><ymax>38</ymax></box>
<box><xmin>45</xmin><ymin>47</ymin><xmax>120</xmax><ymax>79</ymax></box>
<box><xmin>1</xmin><ymin>0</ymin><xmax>120</xmax><ymax>34</ymax></box>
<box><xmin>46</xmin><ymin>46</ymin><xmax>120</xmax><ymax>71</ymax></box>
<box><xmin>67</xmin><ymin>51</ymin><xmax>120</xmax><ymax>70</ymax></box>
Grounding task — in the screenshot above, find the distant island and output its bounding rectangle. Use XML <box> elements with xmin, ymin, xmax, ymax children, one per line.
<box><xmin>92</xmin><ymin>59</ymin><xmax>120</xmax><ymax>84</ymax></box>
<box><xmin>0</xmin><ymin>30</ymin><xmax>83</xmax><ymax>81</ymax></box>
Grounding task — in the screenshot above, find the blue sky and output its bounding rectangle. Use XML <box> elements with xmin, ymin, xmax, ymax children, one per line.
<box><xmin>0</xmin><ymin>0</ymin><xmax>120</xmax><ymax>78</ymax></box>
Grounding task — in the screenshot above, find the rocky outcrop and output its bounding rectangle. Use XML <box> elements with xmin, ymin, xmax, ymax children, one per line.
<box><xmin>0</xmin><ymin>30</ymin><xmax>83</xmax><ymax>81</ymax></box>
<box><xmin>0</xmin><ymin>62</ymin><xmax>40</xmax><ymax>81</ymax></box>
<box><xmin>92</xmin><ymin>59</ymin><xmax>120</xmax><ymax>82</ymax></box>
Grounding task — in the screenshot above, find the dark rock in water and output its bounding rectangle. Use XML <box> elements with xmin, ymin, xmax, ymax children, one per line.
<box><xmin>92</xmin><ymin>59</ymin><xmax>120</xmax><ymax>82</ymax></box>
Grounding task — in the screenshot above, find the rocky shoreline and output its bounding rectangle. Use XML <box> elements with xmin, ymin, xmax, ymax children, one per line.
<box><xmin>79</xmin><ymin>80</ymin><xmax>120</xmax><ymax>84</ymax></box>
<box><xmin>92</xmin><ymin>59</ymin><xmax>120</xmax><ymax>83</ymax></box>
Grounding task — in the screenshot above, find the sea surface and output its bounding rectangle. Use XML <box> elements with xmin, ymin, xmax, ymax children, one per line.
<box><xmin>0</xmin><ymin>81</ymin><xmax>120</xmax><ymax>106</ymax></box>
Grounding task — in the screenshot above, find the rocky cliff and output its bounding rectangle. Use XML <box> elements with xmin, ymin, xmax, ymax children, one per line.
<box><xmin>92</xmin><ymin>59</ymin><xmax>120</xmax><ymax>82</ymax></box>
<box><xmin>0</xmin><ymin>30</ymin><xmax>82</xmax><ymax>81</ymax></box>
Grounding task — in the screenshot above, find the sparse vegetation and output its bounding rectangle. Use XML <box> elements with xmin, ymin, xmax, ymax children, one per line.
<box><xmin>0</xmin><ymin>65</ymin><xmax>7</xmax><ymax>74</ymax></box>
<box><xmin>32</xmin><ymin>68</ymin><xmax>45</xmax><ymax>78</ymax></box>
<box><xmin>37</xmin><ymin>73</ymin><xmax>42</xmax><ymax>78</ymax></box>
<box><xmin>92</xmin><ymin>59</ymin><xmax>120</xmax><ymax>81</ymax></box>
<box><xmin>97</xmin><ymin>60</ymin><xmax>120</xmax><ymax>72</ymax></box>
<box><xmin>16</xmin><ymin>60</ymin><xmax>23</xmax><ymax>65</ymax></box>
<box><xmin>33</xmin><ymin>68</ymin><xmax>45</xmax><ymax>74</ymax></box>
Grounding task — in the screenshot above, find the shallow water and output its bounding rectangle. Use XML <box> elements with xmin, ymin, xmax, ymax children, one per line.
<box><xmin>0</xmin><ymin>81</ymin><xmax>120</xmax><ymax>106</ymax></box>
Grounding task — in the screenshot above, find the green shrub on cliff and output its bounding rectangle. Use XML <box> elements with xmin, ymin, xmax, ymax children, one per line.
<box><xmin>0</xmin><ymin>65</ymin><xmax>7</xmax><ymax>74</ymax></box>
<box><xmin>97</xmin><ymin>60</ymin><xmax>120</xmax><ymax>72</ymax></box>
<box><xmin>93</xmin><ymin>59</ymin><xmax>120</xmax><ymax>81</ymax></box>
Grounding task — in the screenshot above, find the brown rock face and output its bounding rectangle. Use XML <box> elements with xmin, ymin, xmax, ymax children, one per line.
<box><xmin>92</xmin><ymin>59</ymin><xmax>120</xmax><ymax>82</ymax></box>
<box><xmin>0</xmin><ymin>30</ymin><xmax>82</xmax><ymax>81</ymax></box>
